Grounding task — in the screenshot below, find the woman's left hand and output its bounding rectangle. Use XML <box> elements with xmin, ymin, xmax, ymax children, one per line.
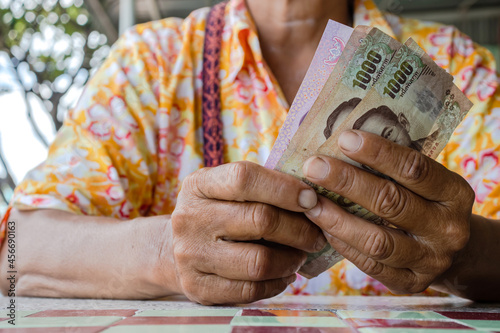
<box><xmin>303</xmin><ymin>130</ymin><xmax>475</xmax><ymax>294</ymax></box>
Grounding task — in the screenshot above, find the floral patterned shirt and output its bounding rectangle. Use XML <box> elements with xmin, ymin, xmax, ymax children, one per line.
<box><xmin>2</xmin><ymin>0</ymin><xmax>499</xmax><ymax>296</ymax></box>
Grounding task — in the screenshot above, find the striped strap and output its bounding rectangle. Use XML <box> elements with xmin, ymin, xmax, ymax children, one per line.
<box><xmin>202</xmin><ymin>1</ymin><xmax>227</xmax><ymax>167</ymax></box>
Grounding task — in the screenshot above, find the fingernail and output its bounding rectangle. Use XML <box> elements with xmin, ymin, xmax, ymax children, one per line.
<box><xmin>339</xmin><ymin>131</ymin><xmax>362</xmax><ymax>152</ymax></box>
<box><xmin>303</xmin><ymin>157</ymin><xmax>329</xmax><ymax>180</ymax></box>
<box><xmin>306</xmin><ymin>201</ymin><xmax>322</xmax><ymax>218</ymax></box>
<box><xmin>298</xmin><ymin>189</ymin><xmax>317</xmax><ymax>209</ymax></box>
<box><xmin>314</xmin><ymin>235</ymin><xmax>327</xmax><ymax>252</ymax></box>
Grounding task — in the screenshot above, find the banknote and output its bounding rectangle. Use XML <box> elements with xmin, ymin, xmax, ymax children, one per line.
<box><xmin>318</xmin><ymin>39</ymin><xmax>456</xmax><ymax>160</ymax></box>
<box><xmin>276</xmin><ymin>27</ymin><xmax>403</xmax><ymax>173</ymax></box>
<box><xmin>264</xmin><ymin>20</ymin><xmax>353</xmax><ymax>170</ymax></box>
<box><xmin>272</xmin><ymin>25</ymin><xmax>373</xmax><ymax>172</ymax></box>
<box><xmin>297</xmin><ymin>39</ymin><xmax>472</xmax><ymax>278</ymax></box>
<box><xmin>419</xmin><ymin>85</ymin><xmax>473</xmax><ymax>159</ymax></box>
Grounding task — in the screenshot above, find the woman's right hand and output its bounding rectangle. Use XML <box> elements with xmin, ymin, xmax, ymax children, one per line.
<box><xmin>169</xmin><ymin>161</ymin><xmax>325</xmax><ymax>305</ymax></box>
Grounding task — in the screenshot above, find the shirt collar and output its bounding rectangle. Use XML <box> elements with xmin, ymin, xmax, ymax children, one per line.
<box><xmin>224</xmin><ymin>0</ymin><xmax>264</xmax><ymax>83</ymax></box>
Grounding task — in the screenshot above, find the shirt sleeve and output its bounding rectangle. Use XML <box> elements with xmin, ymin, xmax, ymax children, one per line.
<box><xmin>0</xmin><ymin>18</ymin><xmax>185</xmax><ymax>246</ymax></box>
<box><xmin>429</xmin><ymin>27</ymin><xmax>500</xmax><ymax>219</ymax></box>
<box><xmin>392</xmin><ymin>17</ymin><xmax>500</xmax><ymax>218</ymax></box>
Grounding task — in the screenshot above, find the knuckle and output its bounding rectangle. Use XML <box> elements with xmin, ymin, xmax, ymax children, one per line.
<box><xmin>358</xmin><ymin>256</ymin><xmax>384</xmax><ymax>277</ymax></box>
<box><xmin>438</xmin><ymin>256</ymin><xmax>454</xmax><ymax>273</ymax></box>
<box><xmin>288</xmin><ymin>251</ymin><xmax>307</xmax><ymax>275</ymax></box>
<box><xmin>250</xmin><ymin>203</ymin><xmax>279</xmax><ymax>237</ymax></box>
<box><xmin>400</xmin><ymin>150</ymin><xmax>430</xmax><ymax>184</ymax></box>
<box><xmin>364</xmin><ymin>231</ymin><xmax>393</xmax><ymax>261</ymax></box>
<box><xmin>246</xmin><ymin>247</ymin><xmax>273</xmax><ymax>280</ymax></box>
<box><xmin>323</xmin><ymin>211</ymin><xmax>346</xmax><ymax>237</ymax></box>
<box><xmin>193</xmin><ymin>289</ymin><xmax>215</xmax><ymax>306</ymax></box>
<box><xmin>443</xmin><ymin>178</ymin><xmax>473</xmax><ymax>252</ymax></box>
<box><xmin>171</xmin><ymin>207</ymin><xmax>189</xmax><ymax>235</ymax></box>
<box><xmin>455</xmin><ymin>233</ymin><xmax>470</xmax><ymax>252</ymax></box>
<box><xmin>441</xmin><ymin>173</ymin><xmax>475</xmax><ymax>209</ymax></box>
<box><xmin>407</xmin><ymin>279</ymin><xmax>429</xmax><ymax>294</ymax></box>
<box><xmin>371</xmin><ymin>139</ymin><xmax>392</xmax><ymax>163</ymax></box>
<box><xmin>405</xmin><ymin>284</ymin><xmax>420</xmax><ymax>294</ymax></box>
<box><xmin>182</xmin><ymin>167</ymin><xmax>221</xmax><ymax>200</ymax></box>
<box><xmin>179</xmin><ymin>275</ymin><xmax>200</xmax><ymax>302</ymax></box>
<box><xmin>390</xmin><ymin>275</ymin><xmax>420</xmax><ymax>294</ymax></box>
<box><xmin>465</xmin><ymin>183</ymin><xmax>476</xmax><ymax>206</ymax></box>
<box><xmin>296</xmin><ymin>218</ymin><xmax>318</xmax><ymax>246</ymax></box>
<box><xmin>444</xmin><ymin>222</ymin><xmax>470</xmax><ymax>252</ymax></box>
<box><xmin>375</xmin><ymin>182</ymin><xmax>406</xmax><ymax>219</ymax></box>
<box><xmin>328</xmin><ymin>235</ymin><xmax>349</xmax><ymax>253</ymax></box>
<box><xmin>183</xmin><ymin>169</ymin><xmax>206</xmax><ymax>196</ymax></box>
<box><xmin>172</xmin><ymin>241</ymin><xmax>194</xmax><ymax>265</ymax></box>
<box><xmin>241</xmin><ymin>281</ymin><xmax>263</xmax><ymax>303</ymax></box>
<box><xmin>189</xmin><ymin>275</ymin><xmax>227</xmax><ymax>306</ymax></box>
<box><xmin>454</xmin><ymin>231</ymin><xmax>470</xmax><ymax>252</ymax></box>
<box><xmin>335</xmin><ymin>166</ymin><xmax>357</xmax><ymax>194</ymax></box>
<box><xmin>404</xmin><ymin>279</ymin><xmax>418</xmax><ymax>294</ymax></box>
<box><xmin>458</xmin><ymin>178</ymin><xmax>476</xmax><ymax>209</ymax></box>
<box><xmin>422</xmin><ymin>253</ymin><xmax>445</xmax><ymax>273</ymax></box>
<box><xmin>182</xmin><ymin>280</ymin><xmax>196</xmax><ymax>297</ymax></box>
<box><xmin>228</xmin><ymin>161</ymin><xmax>255</xmax><ymax>196</ymax></box>
<box><xmin>181</xmin><ymin>171</ymin><xmax>196</xmax><ymax>191</ymax></box>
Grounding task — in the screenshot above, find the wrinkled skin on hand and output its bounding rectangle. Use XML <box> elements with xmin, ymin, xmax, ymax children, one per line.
<box><xmin>303</xmin><ymin>130</ymin><xmax>475</xmax><ymax>294</ymax></box>
<box><xmin>171</xmin><ymin>161</ymin><xmax>326</xmax><ymax>305</ymax></box>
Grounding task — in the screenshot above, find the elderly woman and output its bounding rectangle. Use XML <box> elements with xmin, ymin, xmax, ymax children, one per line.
<box><xmin>1</xmin><ymin>0</ymin><xmax>499</xmax><ymax>304</ymax></box>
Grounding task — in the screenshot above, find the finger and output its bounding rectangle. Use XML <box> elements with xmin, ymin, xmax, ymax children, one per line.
<box><xmin>184</xmin><ymin>161</ymin><xmax>318</xmax><ymax>211</ymax></box>
<box><xmin>197</xmin><ymin>241</ymin><xmax>306</xmax><ymax>281</ymax></box>
<box><xmin>185</xmin><ymin>273</ymin><xmax>297</xmax><ymax>305</ymax></box>
<box><xmin>336</xmin><ymin>130</ymin><xmax>470</xmax><ymax>202</ymax></box>
<box><xmin>303</xmin><ymin>154</ymin><xmax>433</xmax><ymax>233</ymax></box>
<box><xmin>212</xmin><ymin>201</ymin><xmax>326</xmax><ymax>253</ymax></box>
<box><xmin>306</xmin><ymin>195</ymin><xmax>428</xmax><ymax>268</ymax></box>
<box><xmin>325</xmin><ymin>234</ymin><xmax>430</xmax><ymax>295</ymax></box>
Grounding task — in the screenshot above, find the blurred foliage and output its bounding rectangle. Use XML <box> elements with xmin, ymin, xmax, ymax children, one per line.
<box><xmin>0</xmin><ymin>0</ymin><xmax>111</xmax><ymax>209</ymax></box>
<box><xmin>0</xmin><ymin>0</ymin><xmax>110</xmax><ymax>132</ymax></box>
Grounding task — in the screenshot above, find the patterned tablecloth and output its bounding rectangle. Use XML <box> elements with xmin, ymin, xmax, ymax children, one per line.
<box><xmin>0</xmin><ymin>295</ymin><xmax>499</xmax><ymax>332</ymax></box>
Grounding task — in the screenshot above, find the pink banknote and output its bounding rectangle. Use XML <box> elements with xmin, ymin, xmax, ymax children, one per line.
<box><xmin>265</xmin><ymin>20</ymin><xmax>354</xmax><ymax>169</ymax></box>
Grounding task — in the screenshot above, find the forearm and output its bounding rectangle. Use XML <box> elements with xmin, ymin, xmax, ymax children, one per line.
<box><xmin>0</xmin><ymin>208</ymin><xmax>179</xmax><ymax>299</ymax></box>
<box><xmin>432</xmin><ymin>214</ymin><xmax>500</xmax><ymax>301</ymax></box>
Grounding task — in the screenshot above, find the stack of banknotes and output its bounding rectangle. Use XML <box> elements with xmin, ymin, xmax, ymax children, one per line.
<box><xmin>264</xmin><ymin>21</ymin><xmax>474</xmax><ymax>278</ymax></box>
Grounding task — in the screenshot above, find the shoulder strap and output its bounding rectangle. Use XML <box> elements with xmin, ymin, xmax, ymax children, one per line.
<box><xmin>202</xmin><ymin>1</ymin><xmax>228</xmax><ymax>167</ymax></box>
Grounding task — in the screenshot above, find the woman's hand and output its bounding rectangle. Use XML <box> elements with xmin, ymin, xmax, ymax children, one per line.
<box><xmin>303</xmin><ymin>130</ymin><xmax>475</xmax><ymax>294</ymax></box>
<box><xmin>170</xmin><ymin>161</ymin><xmax>325</xmax><ymax>305</ymax></box>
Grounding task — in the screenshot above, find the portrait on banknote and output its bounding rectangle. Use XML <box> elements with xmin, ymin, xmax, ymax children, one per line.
<box><xmin>323</xmin><ymin>100</ymin><xmax>439</xmax><ymax>151</ymax></box>
<box><xmin>323</xmin><ymin>97</ymin><xmax>362</xmax><ymax>139</ymax></box>
<box><xmin>322</xmin><ymin>103</ymin><xmax>439</xmax><ymax>176</ymax></box>
<box><xmin>351</xmin><ymin>105</ymin><xmax>439</xmax><ymax>151</ymax></box>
